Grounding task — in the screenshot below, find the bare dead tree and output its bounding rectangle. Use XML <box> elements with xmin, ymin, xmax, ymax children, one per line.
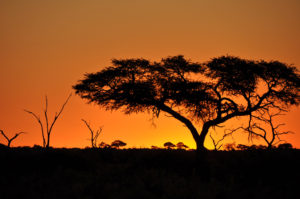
<box><xmin>209</xmin><ymin>127</ymin><xmax>238</xmax><ymax>151</ymax></box>
<box><xmin>244</xmin><ymin>108</ymin><xmax>293</xmax><ymax>149</ymax></box>
<box><xmin>24</xmin><ymin>94</ymin><xmax>71</xmax><ymax>148</ymax></box>
<box><xmin>227</xmin><ymin>106</ymin><xmax>293</xmax><ymax>149</ymax></box>
<box><xmin>81</xmin><ymin>119</ymin><xmax>103</xmax><ymax>148</ymax></box>
<box><xmin>0</xmin><ymin>130</ymin><xmax>25</xmax><ymax>147</ymax></box>
<box><xmin>209</xmin><ymin>133</ymin><xmax>222</xmax><ymax>150</ymax></box>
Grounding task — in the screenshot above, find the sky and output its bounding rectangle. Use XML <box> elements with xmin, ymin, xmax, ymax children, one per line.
<box><xmin>0</xmin><ymin>0</ymin><xmax>299</xmax><ymax>149</ymax></box>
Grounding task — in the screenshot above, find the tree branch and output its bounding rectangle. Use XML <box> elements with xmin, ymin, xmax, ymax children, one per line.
<box><xmin>25</xmin><ymin>94</ymin><xmax>71</xmax><ymax>148</ymax></box>
<box><xmin>24</xmin><ymin>109</ymin><xmax>46</xmax><ymax>147</ymax></box>
<box><xmin>0</xmin><ymin>130</ymin><xmax>26</xmax><ymax>147</ymax></box>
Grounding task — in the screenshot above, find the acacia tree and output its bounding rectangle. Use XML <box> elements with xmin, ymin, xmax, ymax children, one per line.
<box><xmin>164</xmin><ymin>142</ymin><xmax>176</xmax><ymax>149</ymax></box>
<box><xmin>73</xmin><ymin>55</ymin><xmax>299</xmax><ymax>152</ymax></box>
<box><xmin>176</xmin><ymin>142</ymin><xmax>189</xmax><ymax>150</ymax></box>
<box><xmin>24</xmin><ymin>94</ymin><xmax>71</xmax><ymax>148</ymax></box>
<box><xmin>99</xmin><ymin>141</ymin><xmax>110</xmax><ymax>148</ymax></box>
<box><xmin>0</xmin><ymin>130</ymin><xmax>25</xmax><ymax>147</ymax></box>
<box><xmin>111</xmin><ymin>140</ymin><xmax>126</xmax><ymax>149</ymax></box>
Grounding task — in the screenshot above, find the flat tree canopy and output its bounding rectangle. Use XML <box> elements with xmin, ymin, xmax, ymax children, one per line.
<box><xmin>73</xmin><ymin>55</ymin><xmax>299</xmax><ymax>151</ymax></box>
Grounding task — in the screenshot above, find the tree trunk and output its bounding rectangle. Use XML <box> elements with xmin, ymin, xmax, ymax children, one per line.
<box><xmin>7</xmin><ymin>140</ymin><xmax>11</xmax><ymax>148</ymax></box>
<box><xmin>46</xmin><ymin>133</ymin><xmax>50</xmax><ymax>148</ymax></box>
<box><xmin>197</xmin><ymin>123</ymin><xmax>210</xmax><ymax>152</ymax></box>
<box><xmin>158</xmin><ymin>104</ymin><xmax>210</xmax><ymax>154</ymax></box>
<box><xmin>159</xmin><ymin>104</ymin><xmax>202</xmax><ymax>149</ymax></box>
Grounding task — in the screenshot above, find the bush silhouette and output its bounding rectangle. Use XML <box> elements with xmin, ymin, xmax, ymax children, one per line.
<box><xmin>99</xmin><ymin>142</ymin><xmax>111</xmax><ymax>148</ymax></box>
<box><xmin>111</xmin><ymin>140</ymin><xmax>126</xmax><ymax>149</ymax></box>
<box><xmin>223</xmin><ymin>143</ymin><xmax>236</xmax><ymax>151</ymax></box>
<box><xmin>164</xmin><ymin>142</ymin><xmax>175</xmax><ymax>149</ymax></box>
<box><xmin>277</xmin><ymin>143</ymin><xmax>293</xmax><ymax>149</ymax></box>
<box><xmin>176</xmin><ymin>142</ymin><xmax>188</xmax><ymax>149</ymax></box>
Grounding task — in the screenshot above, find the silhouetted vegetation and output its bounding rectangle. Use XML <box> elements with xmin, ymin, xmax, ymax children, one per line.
<box><xmin>82</xmin><ymin>119</ymin><xmax>103</xmax><ymax>148</ymax></box>
<box><xmin>0</xmin><ymin>147</ymin><xmax>299</xmax><ymax>199</ymax></box>
<box><xmin>2</xmin><ymin>54</ymin><xmax>298</xmax><ymax>198</ymax></box>
<box><xmin>151</xmin><ymin>145</ymin><xmax>160</xmax><ymax>149</ymax></box>
<box><xmin>164</xmin><ymin>141</ymin><xmax>176</xmax><ymax>149</ymax></box>
<box><xmin>73</xmin><ymin>55</ymin><xmax>300</xmax><ymax>153</ymax></box>
<box><xmin>226</xmin><ymin>143</ymin><xmax>294</xmax><ymax>151</ymax></box>
<box><xmin>176</xmin><ymin>142</ymin><xmax>189</xmax><ymax>150</ymax></box>
<box><xmin>278</xmin><ymin>143</ymin><xmax>293</xmax><ymax>149</ymax></box>
<box><xmin>0</xmin><ymin>130</ymin><xmax>25</xmax><ymax>147</ymax></box>
<box><xmin>223</xmin><ymin>143</ymin><xmax>236</xmax><ymax>151</ymax></box>
<box><xmin>98</xmin><ymin>141</ymin><xmax>111</xmax><ymax>148</ymax></box>
<box><xmin>111</xmin><ymin>140</ymin><xmax>127</xmax><ymax>149</ymax></box>
<box><xmin>240</xmin><ymin>108</ymin><xmax>292</xmax><ymax>149</ymax></box>
<box><xmin>209</xmin><ymin>129</ymin><xmax>237</xmax><ymax>151</ymax></box>
<box><xmin>24</xmin><ymin>94</ymin><xmax>71</xmax><ymax>148</ymax></box>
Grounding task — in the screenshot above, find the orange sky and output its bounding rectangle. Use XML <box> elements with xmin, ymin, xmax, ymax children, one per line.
<box><xmin>0</xmin><ymin>0</ymin><xmax>299</xmax><ymax>149</ymax></box>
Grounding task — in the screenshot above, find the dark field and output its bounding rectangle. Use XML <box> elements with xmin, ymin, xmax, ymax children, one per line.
<box><xmin>0</xmin><ymin>147</ymin><xmax>299</xmax><ymax>199</ymax></box>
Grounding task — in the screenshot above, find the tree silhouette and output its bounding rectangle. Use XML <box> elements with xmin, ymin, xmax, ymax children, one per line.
<box><xmin>164</xmin><ymin>142</ymin><xmax>175</xmax><ymax>149</ymax></box>
<box><xmin>238</xmin><ymin>108</ymin><xmax>293</xmax><ymax>149</ymax></box>
<box><xmin>82</xmin><ymin>119</ymin><xmax>103</xmax><ymax>148</ymax></box>
<box><xmin>0</xmin><ymin>130</ymin><xmax>25</xmax><ymax>147</ymax></box>
<box><xmin>73</xmin><ymin>55</ymin><xmax>299</xmax><ymax>152</ymax></box>
<box><xmin>223</xmin><ymin>143</ymin><xmax>236</xmax><ymax>151</ymax></box>
<box><xmin>277</xmin><ymin>143</ymin><xmax>293</xmax><ymax>149</ymax></box>
<box><xmin>111</xmin><ymin>140</ymin><xmax>126</xmax><ymax>149</ymax></box>
<box><xmin>236</xmin><ymin>144</ymin><xmax>268</xmax><ymax>151</ymax></box>
<box><xmin>99</xmin><ymin>141</ymin><xmax>110</xmax><ymax>148</ymax></box>
<box><xmin>209</xmin><ymin>129</ymin><xmax>236</xmax><ymax>151</ymax></box>
<box><xmin>236</xmin><ymin>144</ymin><xmax>249</xmax><ymax>151</ymax></box>
<box><xmin>24</xmin><ymin>94</ymin><xmax>71</xmax><ymax>148</ymax></box>
<box><xmin>176</xmin><ymin>142</ymin><xmax>189</xmax><ymax>149</ymax></box>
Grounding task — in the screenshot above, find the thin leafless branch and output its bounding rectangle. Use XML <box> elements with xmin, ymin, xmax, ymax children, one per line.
<box><xmin>209</xmin><ymin>128</ymin><xmax>238</xmax><ymax>150</ymax></box>
<box><xmin>82</xmin><ymin>119</ymin><xmax>103</xmax><ymax>148</ymax></box>
<box><xmin>24</xmin><ymin>94</ymin><xmax>71</xmax><ymax>148</ymax></box>
<box><xmin>24</xmin><ymin>109</ymin><xmax>46</xmax><ymax>146</ymax></box>
<box><xmin>240</xmin><ymin>107</ymin><xmax>292</xmax><ymax>149</ymax></box>
<box><xmin>0</xmin><ymin>130</ymin><xmax>26</xmax><ymax>147</ymax></box>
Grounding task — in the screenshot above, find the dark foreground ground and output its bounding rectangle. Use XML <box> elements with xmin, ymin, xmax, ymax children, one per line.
<box><xmin>0</xmin><ymin>147</ymin><xmax>299</xmax><ymax>199</ymax></box>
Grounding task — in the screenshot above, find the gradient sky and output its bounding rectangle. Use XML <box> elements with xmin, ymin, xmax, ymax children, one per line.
<box><xmin>1</xmin><ymin>0</ymin><xmax>299</xmax><ymax>149</ymax></box>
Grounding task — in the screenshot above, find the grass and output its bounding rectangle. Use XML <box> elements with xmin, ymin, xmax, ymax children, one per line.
<box><xmin>0</xmin><ymin>146</ymin><xmax>299</xmax><ymax>199</ymax></box>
